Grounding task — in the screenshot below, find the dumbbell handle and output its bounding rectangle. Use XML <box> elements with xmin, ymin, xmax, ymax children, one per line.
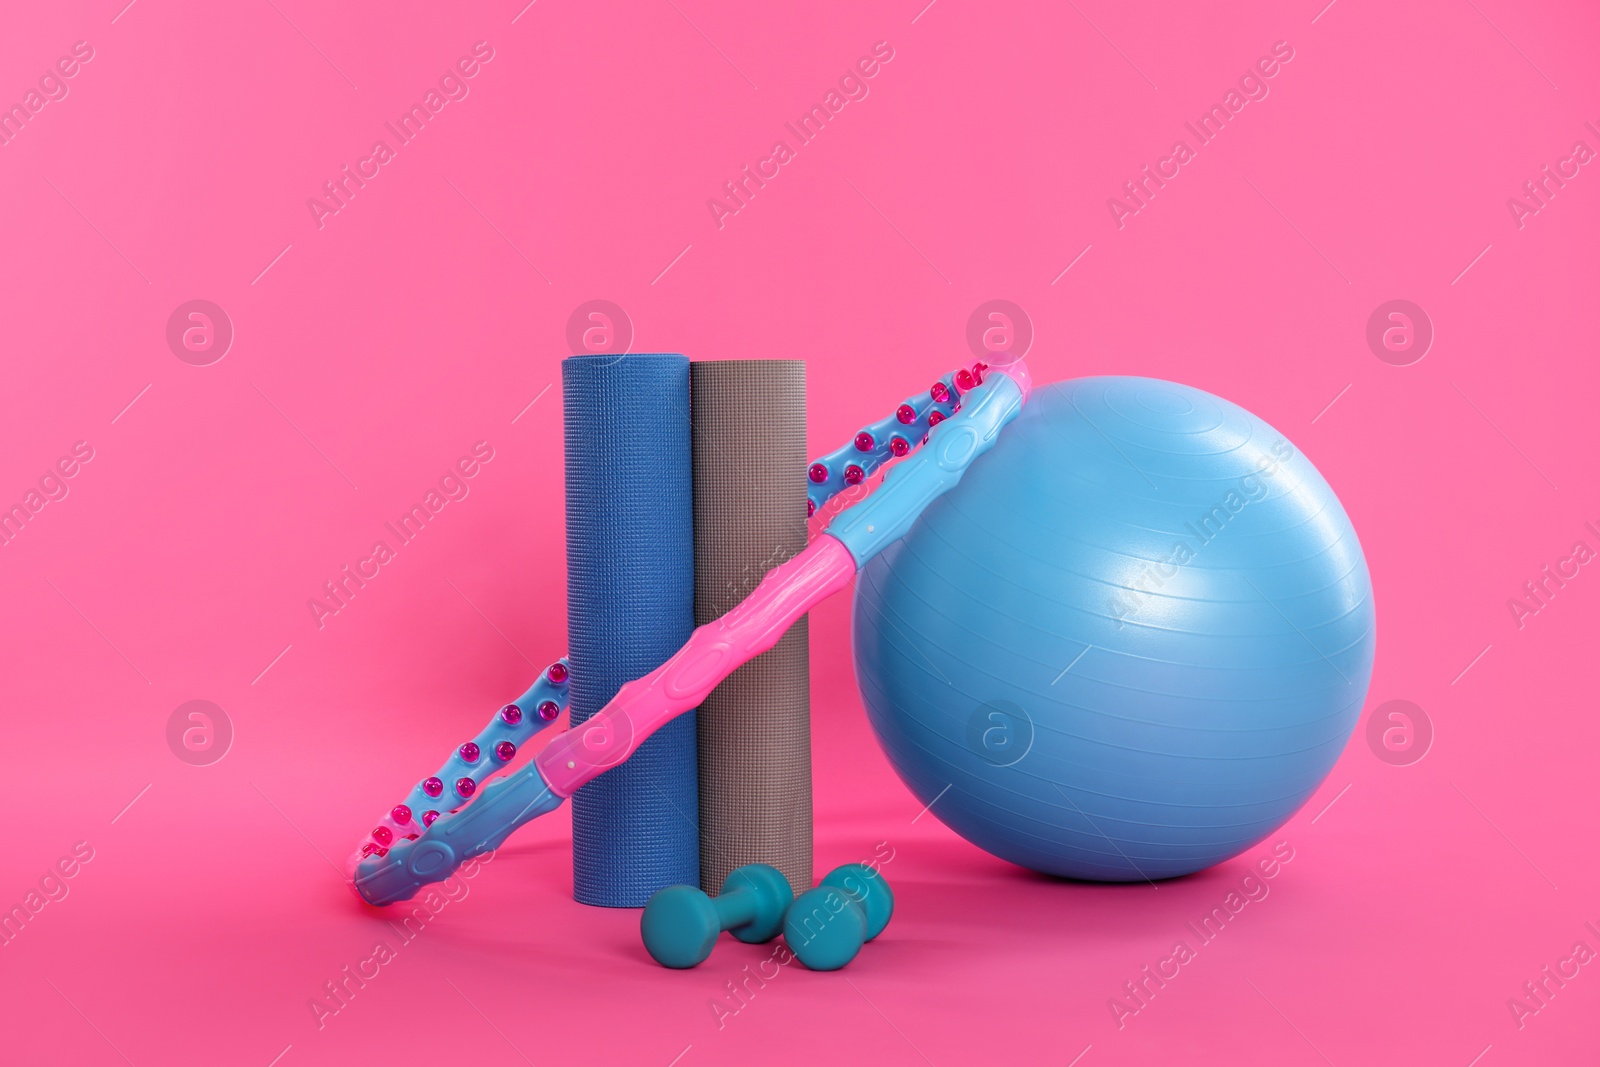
<box><xmin>535</xmin><ymin>367</ymin><xmax>1029</xmax><ymax>797</ymax></box>
<box><xmin>714</xmin><ymin>888</ymin><xmax>761</xmax><ymax>931</ymax></box>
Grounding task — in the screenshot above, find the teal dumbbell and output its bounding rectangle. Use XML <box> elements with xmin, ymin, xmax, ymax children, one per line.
<box><xmin>641</xmin><ymin>864</ymin><xmax>794</xmax><ymax>969</ymax></box>
<box><xmin>783</xmin><ymin>863</ymin><xmax>895</xmax><ymax>971</ymax></box>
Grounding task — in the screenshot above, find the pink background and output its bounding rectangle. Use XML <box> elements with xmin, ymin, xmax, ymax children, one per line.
<box><xmin>2</xmin><ymin>0</ymin><xmax>1596</xmax><ymax>1063</ymax></box>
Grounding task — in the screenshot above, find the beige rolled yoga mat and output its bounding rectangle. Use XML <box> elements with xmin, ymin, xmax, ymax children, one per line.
<box><xmin>690</xmin><ymin>359</ymin><xmax>813</xmax><ymax>895</ymax></box>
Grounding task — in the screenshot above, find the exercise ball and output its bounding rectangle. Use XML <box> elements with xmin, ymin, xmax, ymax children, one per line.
<box><xmin>853</xmin><ymin>376</ymin><xmax>1374</xmax><ymax>881</ymax></box>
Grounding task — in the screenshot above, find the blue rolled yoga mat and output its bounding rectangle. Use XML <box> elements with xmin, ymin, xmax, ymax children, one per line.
<box><xmin>563</xmin><ymin>353</ymin><xmax>700</xmax><ymax>907</ymax></box>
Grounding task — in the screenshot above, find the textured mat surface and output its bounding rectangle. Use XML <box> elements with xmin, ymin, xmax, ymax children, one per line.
<box><xmin>563</xmin><ymin>353</ymin><xmax>700</xmax><ymax>907</ymax></box>
<box><xmin>690</xmin><ymin>359</ymin><xmax>813</xmax><ymax>895</ymax></box>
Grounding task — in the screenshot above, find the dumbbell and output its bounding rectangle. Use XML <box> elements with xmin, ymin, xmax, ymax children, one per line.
<box><xmin>783</xmin><ymin>863</ymin><xmax>895</xmax><ymax>971</ymax></box>
<box><xmin>640</xmin><ymin>863</ymin><xmax>793</xmax><ymax>969</ymax></box>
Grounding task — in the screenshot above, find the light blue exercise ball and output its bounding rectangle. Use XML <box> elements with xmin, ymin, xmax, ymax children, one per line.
<box><xmin>853</xmin><ymin>376</ymin><xmax>1375</xmax><ymax>881</ymax></box>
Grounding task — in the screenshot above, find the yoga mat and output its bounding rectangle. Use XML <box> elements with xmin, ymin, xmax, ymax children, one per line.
<box><xmin>689</xmin><ymin>359</ymin><xmax>813</xmax><ymax>895</ymax></box>
<box><xmin>564</xmin><ymin>352</ymin><xmax>700</xmax><ymax>907</ymax></box>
